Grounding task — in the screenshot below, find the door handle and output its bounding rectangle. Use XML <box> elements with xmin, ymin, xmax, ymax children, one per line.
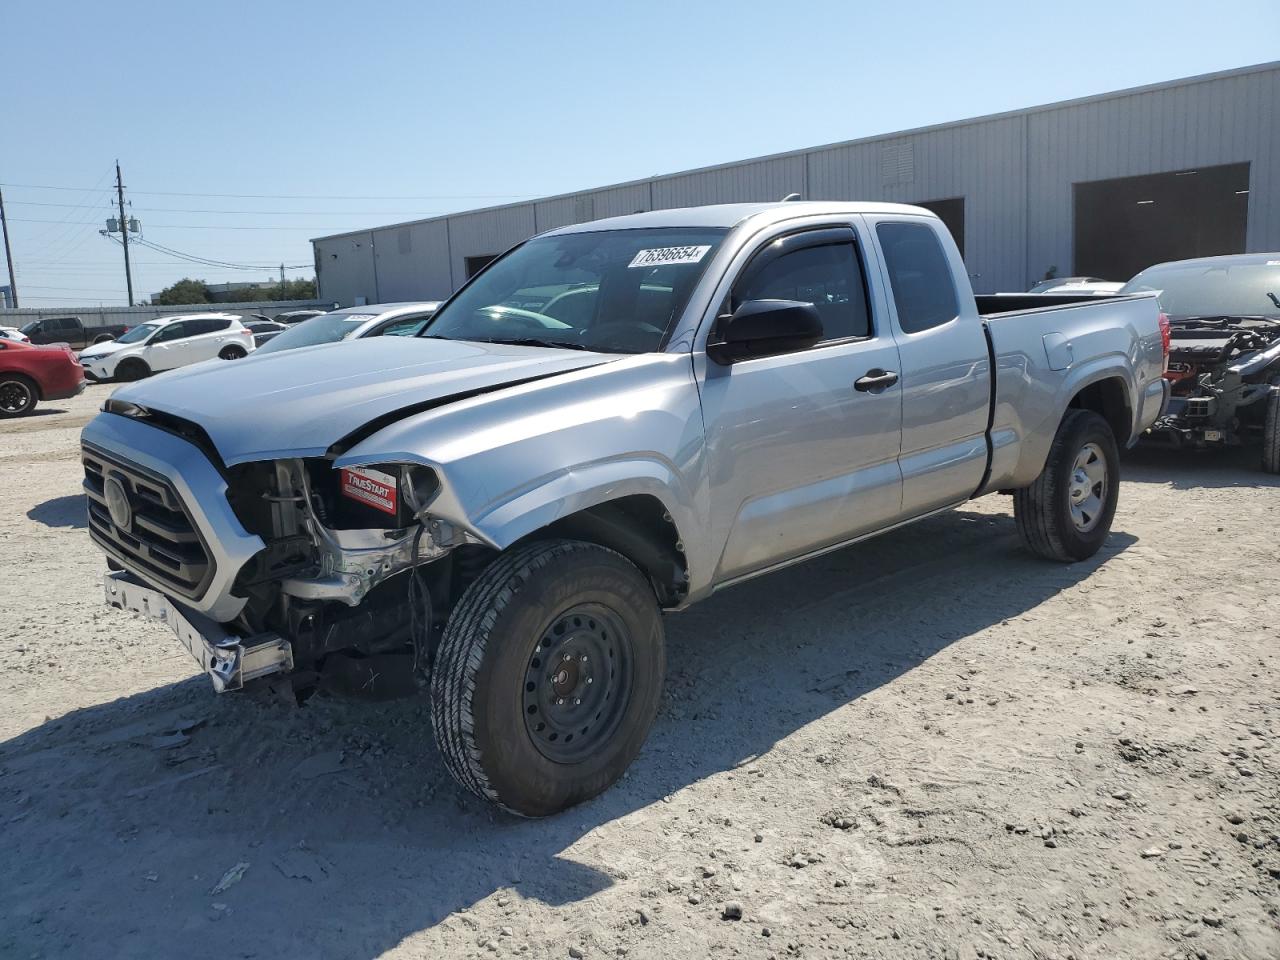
<box><xmin>854</xmin><ymin>369</ymin><xmax>899</xmax><ymax>392</ymax></box>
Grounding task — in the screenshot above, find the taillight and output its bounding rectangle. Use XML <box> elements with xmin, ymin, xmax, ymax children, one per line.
<box><xmin>1157</xmin><ymin>312</ymin><xmax>1171</xmax><ymax>373</ymax></box>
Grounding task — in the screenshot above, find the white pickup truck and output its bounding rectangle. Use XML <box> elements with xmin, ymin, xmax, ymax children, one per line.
<box><xmin>83</xmin><ymin>201</ymin><xmax>1169</xmax><ymax>815</ymax></box>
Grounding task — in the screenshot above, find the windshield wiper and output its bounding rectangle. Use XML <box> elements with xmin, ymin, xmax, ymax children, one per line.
<box><xmin>475</xmin><ymin>336</ymin><xmax>595</xmax><ymax>352</ymax></box>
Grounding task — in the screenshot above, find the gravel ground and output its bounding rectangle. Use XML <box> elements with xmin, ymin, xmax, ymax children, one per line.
<box><xmin>1</xmin><ymin>383</ymin><xmax>1277</xmax><ymax>960</ymax></box>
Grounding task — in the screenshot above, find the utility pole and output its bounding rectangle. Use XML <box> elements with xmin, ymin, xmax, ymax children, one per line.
<box><xmin>0</xmin><ymin>187</ymin><xmax>17</xmax><ymax>307</ymax></box>
<box><xmin>279</xmin><ymin>263</ymin><xmax>286</xmax><ymax>301</ymax></box>
<box><xmin>115</xmin><ymin>160</ymin><xmax>134</xmax><ymax>306</ymax></box>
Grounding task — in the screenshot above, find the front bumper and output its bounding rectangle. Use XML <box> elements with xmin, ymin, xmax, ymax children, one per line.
<box><xmin>81</xmin><ymin>412</ymin><xmax>265</xmax><ymax>622</ymax></box>
<box><xmin>104</xmin><ymin>570</ymin><xmax>293</xmax><ymax>692</ymax></box>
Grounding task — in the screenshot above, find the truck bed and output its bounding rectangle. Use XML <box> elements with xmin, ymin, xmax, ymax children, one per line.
<box><xmin>976</xmin><ymin>291</ymin><xmax>1165</xmax><ymax>493</ymax></box>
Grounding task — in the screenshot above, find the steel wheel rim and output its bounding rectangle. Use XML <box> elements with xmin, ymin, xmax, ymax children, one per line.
<box><xmin>1068</xmin><ymin>441</ymin><xmax>1107</xmax><ymax>532</ymax></box>
<box><xmin>522</xmin><ymin>603</ymin><xmax>634</xmax><ymax>764</ymax></box>
<box><xmin>0</xmin><ymin>379</ymin><xmax>31</xmax><ymax>413</ymax></box>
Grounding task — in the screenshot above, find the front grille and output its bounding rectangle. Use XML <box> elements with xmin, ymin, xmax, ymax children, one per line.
<box><xmin>83</xmin><ymin>444</ymin><xmax>215</xmax><ymax>599</ymax></box>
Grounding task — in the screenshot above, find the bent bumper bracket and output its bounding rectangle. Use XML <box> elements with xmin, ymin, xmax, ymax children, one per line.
<box><xmin>104</xmin><ymin>570</ymin><xmax>293</xmax><ymax>692</ymax></box>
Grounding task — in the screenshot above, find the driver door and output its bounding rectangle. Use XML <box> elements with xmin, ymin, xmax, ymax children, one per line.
<box><xmin>698</xmin><ymin>225</ymin><xmax>904</xmax><ymax>584</ymax></box>
<box><xmin>147</xmin><ymin>320</ymin><xmax>195</xmax><ymax>370</ymax></box>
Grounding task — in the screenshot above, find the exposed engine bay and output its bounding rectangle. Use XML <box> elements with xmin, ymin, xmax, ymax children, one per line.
<box><xmin>221</xmin><ymin>457</ymin><xmax>491</xmax><ymax>695</ymax></box>
<box><xmin>1150</xmin><ymin>316</ymin><xmax>1280</xmax><ymax>446</ymax></box>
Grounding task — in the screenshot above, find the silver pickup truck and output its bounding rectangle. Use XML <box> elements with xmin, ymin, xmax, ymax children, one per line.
<box><xmin>82</xmin><ymin>201</ymin><xmax>1168</xmax><ymax>816</ymax></box>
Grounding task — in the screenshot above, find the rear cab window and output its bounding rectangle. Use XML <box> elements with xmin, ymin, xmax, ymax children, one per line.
<box><xmin>876</xmin><ymin>221</ymin><xmax>960</xmax><ymax>333</ymax></box>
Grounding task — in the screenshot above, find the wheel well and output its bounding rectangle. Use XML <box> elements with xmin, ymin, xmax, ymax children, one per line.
<box><xmin>2</xmin><ymin>371</ymin><xmax>40</xmax><ymax>400</ymax></box>
<box><xmin>1069</xmin><ymin>378</ymin><xmax>1131</xmax><ymax>445</ymax></box>
<box><xmin>530</xmin><ymin>495</ymin><xmax>688</xmax><ymax>607</ymax></box>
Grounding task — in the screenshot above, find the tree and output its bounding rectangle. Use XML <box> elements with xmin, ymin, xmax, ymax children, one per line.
<box><xmin>205</xmin><ymin>278</ymin><xmax>318</xmax><ymax>303</ymax></box>
<box><xmin>153</xmin><ymin>278</ymin><xmax>212</xmax><ymax>305</ymax></box>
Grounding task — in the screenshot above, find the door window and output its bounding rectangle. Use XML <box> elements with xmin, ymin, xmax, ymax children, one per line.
<box><xmin>375</xmin><ymin>313</ymin><xmax>435</xmax><ymax>337</ymax></box>
<box><xmin>733</xmin><ymin>241</ymin><xmax>870</xmax><ymax>342</ymax></box>
<box><xmin>876</xmin><ymin>222</ymin><xmax>960</xmax><ymax>333</ymax></box>
<box><xmin>186</xmin><ymin>317</ymin><xmax>231</xmax><ymax>336</ymax></box>
<box><xmin>153</xmin><ymin>322</ymin><xmax>190</xmax><ymax>343</ymax></box>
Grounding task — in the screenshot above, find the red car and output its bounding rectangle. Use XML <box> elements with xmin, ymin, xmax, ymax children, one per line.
<box><xmin>0</xmin><ymin>339</ymin><xmax>86</xmax><ymax>418</ymax></box>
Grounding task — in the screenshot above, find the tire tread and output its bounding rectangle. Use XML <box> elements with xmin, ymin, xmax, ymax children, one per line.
<box><xmin>1014</xmin><ymin>409</ymin><xmax>1116</xmax><ymax>563</ymax></box>
<box><xmin>430</xmin><ymin>539</ymin><xmax>630</xmax><ymax>815</ymax></box>
<box><xmin>1262</xmin><ymin>387</ymin><xmax>1280</xmax><ymax>475</ymax></box>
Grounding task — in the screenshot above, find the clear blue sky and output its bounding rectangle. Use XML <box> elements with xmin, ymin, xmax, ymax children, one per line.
<box><xmin>2</xmin><ymin>0</ymin><xmax>1276</xmax><ymax>306</ymax></box>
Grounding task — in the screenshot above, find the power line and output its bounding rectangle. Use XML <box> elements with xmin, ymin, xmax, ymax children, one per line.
<box><xmin>13</xmin><ymin>217</ymin><xmax>366</xmax><ymax>231</ymax></box>
<box><xmin>1</xmin><ymin>182</ymin><xmax>533</xmax><ymax>201</ymax></box>
<box><xmin>10</xmin><ymin>200</ymin><xmax>448</xmax><ymax>217</ymax></box>
<box><xmin>103</xmin><ymin>232</ymin><xmax>311</xmax><ymax>272</ymax></box>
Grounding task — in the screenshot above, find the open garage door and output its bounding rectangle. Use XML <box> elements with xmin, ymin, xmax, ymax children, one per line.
<box><xmin>1074</xmin><ymin>163</ymin><xmax>1249</xmax><ymax>281</ymax></box>
<box><xmin>917</xmin><ymin>198</ymin><xmax>965</xmax><ymax>258</ymax></box>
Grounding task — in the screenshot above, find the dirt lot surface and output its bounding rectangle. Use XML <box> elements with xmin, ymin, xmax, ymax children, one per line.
<box><xmin>1</xmin><ymin>384</ymin><xmax>1277</xmax><ymax>960</ymax></box>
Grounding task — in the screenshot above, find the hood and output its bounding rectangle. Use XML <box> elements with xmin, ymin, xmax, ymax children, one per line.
<box><xmin>109</xmin><ymin>336</ymin><xmax>613</xmax><ymax>465</ymax></box>
<box><xmin>79</xmin><ymin>340</ymin><xmax>130</xmax><ymax>359</ymax></box>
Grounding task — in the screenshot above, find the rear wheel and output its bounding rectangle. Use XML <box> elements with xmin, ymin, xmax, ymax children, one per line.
<box><xmin>431</xmin><ymin>539</ymin><xmax>664</xmax><ymax>817</ymax></box>
<box><xmin>1262</xmin><ymin>387</ymin><xmax>1280</xmax><ymax>475</ymax></box>
<box><xmin>1014</xmin><ymin>409</ymin><xmax>1120</xmax><ymax>562</ymax></box>
<box><xmin>0</xmin><ymin>374</ymin><xmax>38</xmax><ymax>418</ymax></box>
<box><xmin>114</xmin><ymin>358</ymin><xmax>150</xmax><ymax>382</ymax></box>
<box><xmin>219</xmin><ymin>345</ymin><xmax>247</xmax><ymax>360</ymax></box>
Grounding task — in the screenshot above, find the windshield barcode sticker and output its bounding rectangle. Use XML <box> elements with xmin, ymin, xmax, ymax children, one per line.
<box><xmin>628</xmin><ymin>245</ymin><xmax>712</xmax><ymax>269</ymax></box>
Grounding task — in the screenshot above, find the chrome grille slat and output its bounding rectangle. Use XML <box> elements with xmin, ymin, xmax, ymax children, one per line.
<box><xmin>81</xmin><ymin>444</ymin><xmax>215</xmax><ymax>599</ymax></box>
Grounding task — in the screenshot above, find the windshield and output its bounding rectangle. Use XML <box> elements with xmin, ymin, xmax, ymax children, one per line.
<box><xmin>422</xmin><ymin>227</ymin><xmax>728</xmax><ymax>353</ymax></box>
<box><xmin>254</xmin><ymin>312</ymin><xmax>374</xmax><ymax>354</ymax></box>
<box><xmin>1120</xmin><ymin>259</ymin><xmax>1280</xmax><ymax>318</ymax></box>
<box><xmin>114</xmin><ymin>323</ymin><xmax>162</xmax><ymax>344</ymax></box>
<box><xmin>19</xmin><ymin>321</ymin><xmax>39</xmax><ymax>334</ymax></box>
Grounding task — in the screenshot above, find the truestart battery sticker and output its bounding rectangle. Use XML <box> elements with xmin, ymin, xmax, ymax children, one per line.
<box><xmin>340</xmin><ymin>466</ymin><xmax>398</xmax><ymax>516</ymax></box>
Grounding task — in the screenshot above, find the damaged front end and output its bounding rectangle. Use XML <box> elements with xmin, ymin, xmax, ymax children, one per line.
<box><xmin>219</xmin><ymin>456</ymin><xmax>488</xmax><ymax>694</ymax></box>
<box><xmin>86</xmin><ymin>405</ymin><xmax>491</xmax><ymax>696</ymax></box>
<box><xmin>1147</xmin><ymin>317</ymin><xmax>1280</xmax><ymax>447</ymax></box>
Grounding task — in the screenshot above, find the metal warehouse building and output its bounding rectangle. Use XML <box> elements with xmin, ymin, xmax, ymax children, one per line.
<box><xmin>313</xmin><ymin>62</ymin><xmax>1279</xmax><ymax>307</ymax></box>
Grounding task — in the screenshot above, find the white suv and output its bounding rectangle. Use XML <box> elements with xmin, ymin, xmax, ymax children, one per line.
<box><xmin>78</xmin><ymin>313</ymin><xmax>256</xmax><ymax>382</ymax></box>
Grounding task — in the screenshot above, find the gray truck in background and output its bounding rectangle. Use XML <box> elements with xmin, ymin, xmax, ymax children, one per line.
<box><xmin>20</xmin><ymin>315</ymin><xmax>129</xmax><ymax>349</ymax></box>
<box><xmin>82</xmin><ymin>201</ymin><xmax>1168</xmax><ymax>816</ymax></box>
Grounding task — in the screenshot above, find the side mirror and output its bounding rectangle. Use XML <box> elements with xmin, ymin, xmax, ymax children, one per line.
<box><xmin>707</xmin><ymin>299</ymin><xmax>824</xmax><ymax>364</ymax></box>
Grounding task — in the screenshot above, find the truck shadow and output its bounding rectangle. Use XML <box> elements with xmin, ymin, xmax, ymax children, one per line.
<box><xmin>1122</xmin><ymin>444</ymin><xmax>1280</xmax><ymax>490</ymax></box>
<box><xmin>0</xmin><ymin>508</ymin><xmax>1134</xmax><ymax>960</ymax></box>
<box><xmin>26</xmin><ymin>493</ymin><xmax>88</xmax><ymax>529</ymax></box>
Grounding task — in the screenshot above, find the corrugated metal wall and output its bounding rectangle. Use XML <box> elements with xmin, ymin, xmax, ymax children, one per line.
<box><xmin>1025</xmin><ymin>66</ymin><xmax>1279</xmax><ymax>280</ymax></box>
<box><xmin>314</xmin><ymin>63</ymin><xmax>1279</xmax><ymax>306</ymax></box>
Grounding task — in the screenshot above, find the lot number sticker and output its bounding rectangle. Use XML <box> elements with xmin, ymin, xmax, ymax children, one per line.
<box><xmin>628</xmin><ymin>245</ymin><xmax>712</xmax><ymax>269</ymax></box>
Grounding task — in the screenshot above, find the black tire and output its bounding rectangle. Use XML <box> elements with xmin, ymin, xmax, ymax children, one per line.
<box><xmin>219</xmin><ymin>345</ymin><xmax>247</xmax><ymax>360</ymax></box>
<box><xmin>1014</xmin><ymin>409</ymin><xmax>1120</xmax><ymax>562</ymax></box>
<box><xmin>91</xmin><ymin>334</ymin><xmax>114</xmax><ymax>345</ymax></box>
<box><xmin>114</xmin><ymin>358</ymin><xmax>150</xmax><ymax>382</ymax></box>
<box><xmin>0</xmin><ymin>373</ymin><xmax>39</xmax><ymax>418</ymax></box>
<box><xmin>431</xmin><ymin>539</ymin><xmax>664</xmax><ymax>817</ymax></box>
<box><xmin>1262</xmin><ymin>387</ymin><xmax>1280</xmax><ymax>475</ymax></box>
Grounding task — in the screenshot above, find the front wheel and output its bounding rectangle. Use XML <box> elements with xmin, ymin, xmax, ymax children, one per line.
<box><xmin>1014</xmin><ymin>409</ymin><xmax>1120</xmax><ymax>562</ymax></box>
<box><xmin>431</xmin><ymin>539</ymin><xmax>665</xmax><ymax>817</ymax></box>
<box><xmin>1262</xmin><ymin>387</ymin><xmax>1280</xmax><ymax>475</ymax></box>
<box><xmin>114</xmin><ymin>358</ymin><xmax>150</xmax><ymax>382</ymax></box>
